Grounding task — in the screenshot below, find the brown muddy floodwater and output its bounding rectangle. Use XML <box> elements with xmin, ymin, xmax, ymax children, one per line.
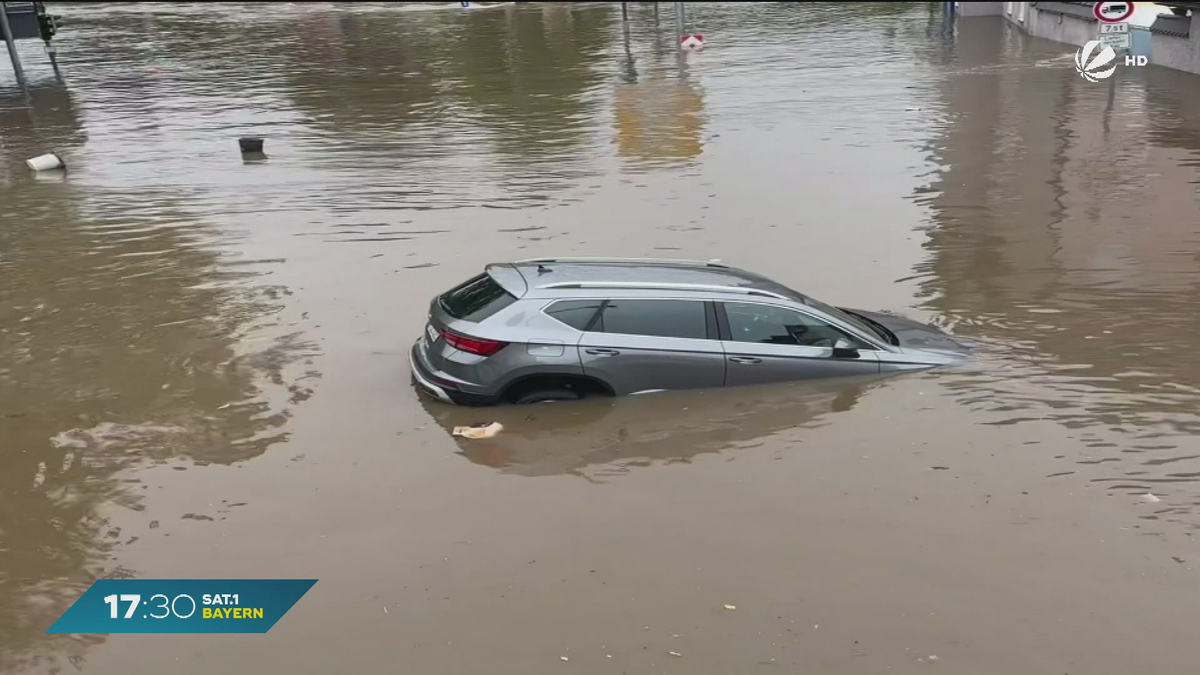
<box><xmin>3</xmin><ymin>2</ymin><xmax>1200</xmax><ymax>673</ymax></box>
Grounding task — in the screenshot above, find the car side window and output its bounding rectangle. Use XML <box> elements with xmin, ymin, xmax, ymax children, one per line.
<box><xmin>597</xmin><ymin>300</ymin><xmax>708</xmax><ymax>340</ymax></box>
<box><xmin>544</xmin><ymin>300</ymin><xmax>604</xmax><ymax>331</ymax></box>
<box><xmin>724</xmin><ymin>303</ymin><xmax>862</xmax><ymax>348</ymax></box>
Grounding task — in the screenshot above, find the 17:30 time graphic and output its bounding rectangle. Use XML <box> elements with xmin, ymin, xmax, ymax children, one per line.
<box><xmin>47</xmin><ymin>579</ymin><xmax>316</xmax><ymax>634</ymax></box>
<box><xmin>104</xmin><ymin>593</ymin><xmax>201</xmax><ymax>620</ymax></box>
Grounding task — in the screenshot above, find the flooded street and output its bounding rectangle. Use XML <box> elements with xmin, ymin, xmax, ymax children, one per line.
<box><xmin>5</xmin><ymin>1</ymin><xmax>1200</xmax><ymax>672</ymax></box>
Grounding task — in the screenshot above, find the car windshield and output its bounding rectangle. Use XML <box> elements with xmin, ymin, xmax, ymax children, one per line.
<box><xmin>796</xmin><ymin>294</ymin><xmax>889</xmax><ymax>343</ymax></box>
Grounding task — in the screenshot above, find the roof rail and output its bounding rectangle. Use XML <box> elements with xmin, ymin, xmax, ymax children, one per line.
<box><xmin>516</xmin><ymin>256</ymin><xmax>731</xmax><ymax>269</ymax></box>
<box><xmin>536</xmin><ymin>281</ymin><xmax>789</xmax><ymax>300</ymax></box>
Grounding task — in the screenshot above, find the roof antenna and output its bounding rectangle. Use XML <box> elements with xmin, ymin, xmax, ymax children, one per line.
<box><xmin>537</xmin><ymin>264</ymin><xmax>551</xmax><ymax>275</ymax></box>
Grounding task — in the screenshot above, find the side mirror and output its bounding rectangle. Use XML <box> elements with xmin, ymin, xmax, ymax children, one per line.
<box><xmin>832</xmin><ymin>338</ymin><xmax>860</xmax><ymax>359</ymax></box>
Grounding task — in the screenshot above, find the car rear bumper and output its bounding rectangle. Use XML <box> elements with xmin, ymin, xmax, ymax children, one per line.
<box><xmin>409</xmin><ymin>340</ymin><xmax>499</xmax><ymax>406</ymax></box>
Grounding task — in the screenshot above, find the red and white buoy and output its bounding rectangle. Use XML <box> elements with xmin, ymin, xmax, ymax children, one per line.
<box><xmin>680</xmin><ymin>33</ymin><xmax>705</xmax><ymax>50</ymax></box>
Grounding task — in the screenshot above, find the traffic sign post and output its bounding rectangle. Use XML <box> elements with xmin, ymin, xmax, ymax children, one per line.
<box><xmin>1</xmin><ymin>1</ymin><xmax>62</xmax><ymax>84</ymax></box>
<box><xmin>0</xmin><ymin>2</ymin><xmax>25</xmax><ymax>85</ymax></box>
<box><xmin>1098</xmin><ymin>21</ymin><xmax>1131</xmax><ymax>51</ymax></box>
<box><xmin>1094</xmin><ymin>1</ymin><xmax>1136</xmax><ymax>24</ymax></box>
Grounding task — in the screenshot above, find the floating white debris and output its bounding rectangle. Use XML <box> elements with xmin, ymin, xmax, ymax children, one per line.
<box><xmin>723</xmin><ymin>604</ymin><xmax>736</xmax><ymax>610</ymax></box>
<box><xmin>26</xmin><ymin>153</ymin><xmax>65</xmax><ymax>172</ymax></box>
<box><xmin>669</xmin><ymin>651</ymin><xmax>682</xmax><ymax>657</ymax></box>
<box><xmin>1143</xmin><ymin>492</ymin><xmax>1161</xmax><ymax>503</ymax></box>
<box><xmin>452</xmin><ymin>422</ymin><xmax>503</xmax><ymax>439</ymax></box>
<box><xmin>559</xmin><ymin>656</ymin><xmax>569</xmax><ymax>662</ymax></box>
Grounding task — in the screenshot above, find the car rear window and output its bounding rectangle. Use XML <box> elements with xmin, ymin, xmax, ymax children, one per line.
<box><xmin>597</xmin><ymin>299</ymin><xmax>708</xmax><ymax>340</ymax></box>
<box><xmin>439</xmin><ymin>274</ymin><xmax>517</xmax><ymax>322</ymax></box>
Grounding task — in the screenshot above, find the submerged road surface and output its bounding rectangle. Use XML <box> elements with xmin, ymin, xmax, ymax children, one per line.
<box><xmin>3</xmin><ymin>2</ymin><xmax>1200</xmax><ymax>673</ymax></box>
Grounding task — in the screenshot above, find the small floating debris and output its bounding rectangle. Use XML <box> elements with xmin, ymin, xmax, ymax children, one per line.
<box><xmin>26</xmin><ymin>152</ymin><xmax>65</xmax><ymax>172</ymax></box>
<box><xmin>452</xmin><ymin>422</ymin><xmax>503</xmax><ymax>439</ymax></box>
<box><xmin>723</xmin><ymin>603</ymin><xmax>736</xmax><ymax>611</ymax></box>
<box><xmin>238</xmin><ymin>136</ymin><xmax>264</xmax><ymax>153</ymax></box>
<box><xmin>1142</xmin><ymin>492</ymin><xmax>1161</xmax><ymax>503</ymax></box>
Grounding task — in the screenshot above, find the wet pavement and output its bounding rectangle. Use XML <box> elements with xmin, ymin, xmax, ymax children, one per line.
<box><xmin>3</xmin><ymin>2</ymin><xmax>1200</xmax><ymax>673</ymax></box>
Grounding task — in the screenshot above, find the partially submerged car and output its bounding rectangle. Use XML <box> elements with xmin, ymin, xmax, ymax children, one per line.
<box><xmin>410</xmin><ymin>257</ymin><xmax>968</xmax><ymax>405</ymax></box>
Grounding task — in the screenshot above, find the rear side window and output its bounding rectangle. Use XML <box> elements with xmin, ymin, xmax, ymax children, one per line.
<box><xmin>544</xmin><ymin>300</ymin><xmax>604</xmax><ymax>330</ymax></box>
<box><xmin>597</xmin><ymin>300</ymin><xmax>708</xmax><ymax>340</ymax></box>
<box><xmin>439</xmin><ymin>274</ymin><xmax>516</xmax><ymax>322</ymax></box>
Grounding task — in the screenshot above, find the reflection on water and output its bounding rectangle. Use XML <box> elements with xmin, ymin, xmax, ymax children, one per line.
<box><xmin>1</xmin><ymin>16</ymin><xmax>315</xmax><ymax>668</ymax></box>
<box><xmin>0</xmin><ymin>185</ymin><xmax>313</xmax><ymax>669</ymax></box>
<box><xmin>614</xmin><ymin>74</ymin><xmax>705</xmax><ymax>169</ymax></box>
<box><xmin>914</xmin><ymin>18</ymin><xmax>1200</xmax><ymax>510</ymax></box>
<box><xmin>3</xmin><ymin>1</ymin><xmax>1200</xmax><ymax>672</ymax></box>
<box><xmin>422</xmin><ymin>378</ymin><xmax>873</xmax><ymax>479</ymax></box>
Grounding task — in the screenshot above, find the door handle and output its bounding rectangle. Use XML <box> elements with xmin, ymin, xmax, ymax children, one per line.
<box><xmin>729</xmin><ymin>356</ymin><xmax>762</xmax><ymax>364</ymax></box>
<box><xmin>585</xmin><ymin>348</ymin><xmax>620</xmax><ymax>356</ymax></box>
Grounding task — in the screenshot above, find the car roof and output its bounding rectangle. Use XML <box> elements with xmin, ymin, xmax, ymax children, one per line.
<box><xmin>492</xmin><ymin>258</ymin><xmax>809</xmax><ymax>302</ymax></box>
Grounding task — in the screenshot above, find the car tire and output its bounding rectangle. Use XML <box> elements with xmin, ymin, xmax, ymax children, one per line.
<box><xmin>513</xmin><ymin>388</ymin><xmax>582</xmax><ymax>405</ymax></box>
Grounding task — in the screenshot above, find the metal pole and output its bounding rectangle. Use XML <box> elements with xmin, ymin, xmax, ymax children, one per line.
<box><xmin>621</xmin><ymin>1</ymin><xmax>628</xmax><ymax>22</ymax></box>
<box><xmin>45</xmin><ymin>40</ymin><xmax>60</xmax><ymax>80</ymax></box>
<box><xmin>621</xmin><ymin>4</ymin><xmax>636</xmax><ymax>84</ymax></box>
<box><xmin>0</xmin><ymin>2</ymin><xmax>27</xmax><ymax>86</ymax></box>
<box><xmin>673</xmin><ymin>1</ymin><xmax>685</xmax><ymax>48</ymax></box>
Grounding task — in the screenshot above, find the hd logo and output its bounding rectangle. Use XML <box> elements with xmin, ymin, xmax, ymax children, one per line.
<box><xmin>1075</xmin><ymin>41</ymin><xmax>1118</xmax><ymax>82</ymax></box>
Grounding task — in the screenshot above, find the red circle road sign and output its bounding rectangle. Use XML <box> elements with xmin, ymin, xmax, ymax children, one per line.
<box><xmin>1094</xmin><ymin>1</ymin><xmax>1136</xmax><ymax>23</ymax></box>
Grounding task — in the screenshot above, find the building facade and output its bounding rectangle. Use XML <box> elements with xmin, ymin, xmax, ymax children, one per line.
<box><xmin>956</xmin><ymin>2</ymin><xmax>1200</xmax><ymax>75</ymax></box>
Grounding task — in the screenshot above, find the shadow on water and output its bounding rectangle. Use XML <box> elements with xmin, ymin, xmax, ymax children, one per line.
<box><xmin>417</xmin><ymin>376</ymin><xmax>884</xmax><ymax>479</ymax></box>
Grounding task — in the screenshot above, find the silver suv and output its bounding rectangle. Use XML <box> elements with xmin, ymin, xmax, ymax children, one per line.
<box><xmin>410</xmin><ymin>258</ymin><xmax>968</xmax><ymax>406</ymax></box>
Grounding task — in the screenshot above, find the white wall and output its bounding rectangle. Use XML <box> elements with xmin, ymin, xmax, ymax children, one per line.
<box><xmin>956</xmin><ymin>2</ymin><xmax>1004</xmax><ymax>17</ymax></box>
<box><xmin>1150</xmin><ymin>15</ymin><xmax>1200</xmax><ymax>75</ymax></box>
<box><xmin>1017</xmin><ymin>4</ymin><xmax>1097</xmax><ymax>48</ymax></box>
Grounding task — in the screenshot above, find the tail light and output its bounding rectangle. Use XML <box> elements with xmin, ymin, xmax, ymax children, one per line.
<box><xmin>441</xmin><ymin>329</ymin><xmax>508</xmax><ymax>357</ymax></box>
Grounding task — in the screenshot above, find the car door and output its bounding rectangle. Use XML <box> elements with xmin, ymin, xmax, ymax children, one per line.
<box><xmin>719</xmin><ymin>301</ymin><xmax>880</xmax><ymax>387</ymax></box>
<box><xmin>577</xmin><ymin>298</ymin><xmax>725</xmax><ymax>395</ymax></box>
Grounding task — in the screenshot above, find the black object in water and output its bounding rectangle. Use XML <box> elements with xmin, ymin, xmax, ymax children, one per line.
<box><xmin>238</xmin><ymin>137</ymin><xmax>265</xmax><ymax>153</ymax></box>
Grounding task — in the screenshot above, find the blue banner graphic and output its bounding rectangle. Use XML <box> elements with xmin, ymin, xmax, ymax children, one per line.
<box><xmin>46</xmin><ymin>579</ymin><xmax>317</xmax><ymax>634</ymax></box>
